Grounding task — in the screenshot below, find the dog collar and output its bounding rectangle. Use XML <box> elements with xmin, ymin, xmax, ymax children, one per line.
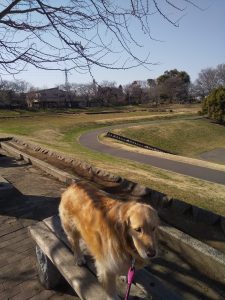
<box><xmin>131</xmin><ymin>257</ymin><xmax>135</xmax><ymax>269</ymax></box>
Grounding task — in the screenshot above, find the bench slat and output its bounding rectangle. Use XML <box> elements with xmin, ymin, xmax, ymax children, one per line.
<box><xmin>43</xmin><ymin>215</ymin><xmax>152</xmax><ymax>299</ymax></box>
<box><xmin>30</xmin><ymin>216</ymin><xmax>181</xmax><ymax>299</ymax></box>
<box><xmin>29</xmin><ymin>221</ymin><xmax>107</xmax><ymax>300</ymax></box>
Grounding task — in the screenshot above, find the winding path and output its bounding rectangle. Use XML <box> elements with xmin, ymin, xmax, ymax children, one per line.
<box><xmin>79</xmin><ymin>122</ymin><xmax>225</xmax><ymax>185</ymax></box>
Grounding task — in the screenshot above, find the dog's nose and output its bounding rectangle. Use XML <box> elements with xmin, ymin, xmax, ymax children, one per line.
<box><xmin>146</xmin><ymin>248</ymin><xmax>156</xmax><ymax>258</ymax></box>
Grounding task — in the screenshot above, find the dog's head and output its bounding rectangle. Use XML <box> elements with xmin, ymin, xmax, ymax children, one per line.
<box><xmin>125</xmin><ymin>203</ymin><xmax>159</xmax><ymax>260</ymax></box>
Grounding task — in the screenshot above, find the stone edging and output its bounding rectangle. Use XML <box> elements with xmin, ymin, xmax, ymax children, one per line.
<box><xmin>159</xmin><ymin>223</ymin><xmax>225</xmax><ymax>287</ymax></box>
<box><xmin>2</xmin><ymin>137</ymin><xmax>225</xmax><ymax>290</ymax></box>
<box><xmin>1</xmin><ymin>136</ymin><xmax>225</xmax><ymax>236</ymax></box>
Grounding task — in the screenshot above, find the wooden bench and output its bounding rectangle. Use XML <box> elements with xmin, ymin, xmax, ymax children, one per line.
<box><xmin>29</xmin><ymin>215</ymin><xmax>178</xmax><ymax>300</ymax></box>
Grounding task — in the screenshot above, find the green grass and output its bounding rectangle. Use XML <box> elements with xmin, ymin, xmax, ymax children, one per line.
<box><xmin>113</xmin><ymin>119</ymin><xmax>225</xmax><ymax>157</ymax></box>
<box><xmin>1</xmin><ymin>107</ymin><xmax>225</xmax><ymax>216</ymax></box>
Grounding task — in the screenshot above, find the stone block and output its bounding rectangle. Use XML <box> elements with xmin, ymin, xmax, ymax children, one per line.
<box><xmin>171</xmin><ymin>198</ymin><xmax>192</xmax><ymax>214</ymax></box>
<box><xmin>131</xmin><ymin>184</ymin><xmax>151</xmax><ymax>197</ymax></box>
<box><xmin>221</xmin><ymin>217</ymin><xmax>225</xmax><ymax>235</ymax></box>
<box><xmin>64</xmin><ymin>157</ymin><xmax>73</xmax><ymax>164</ymax></box>
<box><xmin>47</xmin><ymin>150</ymin><xmax>54</xmax><ymax>157</ymax></box>
<box><xmin>92</xmin><ymin>168</ymin><xmax>121</xmax><ymax>183</ymax></box>
<box><xmin>159</xmin><ymin>195</ymin><xmax>172</xmax><ymax>208</ymax></box>
<box><xmin>192</xmin><ymin>206</ymin><xmax>220</xmax><ymax>225</ymax></box>
<box><xmin>119</xmin><ymin>179</ymin><xmax>135</xmax><ymax>193</ymax></box>
<box><xmin>149</xmin><ymin>190</ymin><xmax>165</xmax><ymax>208</ymax></box>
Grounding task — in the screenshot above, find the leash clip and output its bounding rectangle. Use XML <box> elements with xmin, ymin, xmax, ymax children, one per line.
<box><xmin>131</xmin><ymin>257</ymin><xmax>135</xmax><ymax>270</ymax></box>
<box><xmin>125</xmin><ymin>258</ymin><xmax>136</xmax><ymax>300</ymax></box>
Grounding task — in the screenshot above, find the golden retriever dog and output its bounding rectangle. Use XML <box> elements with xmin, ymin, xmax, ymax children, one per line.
<box><xmin>59</xmin><ymin>182</ymin><xmax>159</xmax><ymax>300</ymax></box>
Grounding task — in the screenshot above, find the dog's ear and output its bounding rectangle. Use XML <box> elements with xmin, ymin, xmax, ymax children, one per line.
<box><xmin>125</xmin><ymin>216</ymin><xmax>130</xmax><ymax>227</ymax></box>
<box><xmin>115</xmin><ymin>216</ymin><xmax>128</xmax><ymax>232</ymax></box>
<box><xmin>123</xmin><ymin>216</ymin><xmax>132</xmax><ymax>241</ymax></box>
<box><xmin>114</xmin><ymin>215</ymin><xmax>130</xmax><ymax>243</ymax></box>
<box><xmin>115</xmin><ymin>204</ymin><xmax>132</xmax><ymax>238</ymax></box>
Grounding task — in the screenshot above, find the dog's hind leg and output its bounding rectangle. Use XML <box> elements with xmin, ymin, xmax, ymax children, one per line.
<box><xmin>63</xmin><ymin>222</ymin><xmax>86</xmax><ymax>266</ymax></box>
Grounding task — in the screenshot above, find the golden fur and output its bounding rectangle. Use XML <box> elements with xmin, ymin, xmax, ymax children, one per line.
<box><xmin>59</xmin><ymin>182</ymin><xmax>159</xmax><ymax>300</ymax></box>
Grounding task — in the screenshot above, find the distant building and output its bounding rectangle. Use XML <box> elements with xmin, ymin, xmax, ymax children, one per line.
<box><xmin>26</xmin><ymin>87</ymin><xmax>93</xmax><ymax>109</ymax></box>
<box><xmin>26</xmin><ymin>87</ymin><xmax>68</xmax><ymax>108</ymax></box>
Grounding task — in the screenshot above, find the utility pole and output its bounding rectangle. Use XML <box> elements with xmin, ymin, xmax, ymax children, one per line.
<box><xmin>65</xmin><ymin>69</ymin><xmax>69</xmax><ymax>89</ymax></box>
<box><xmin>64</xmin><ymin>68</ymin><xmax>70</xmax><ymax>107</ymax></box>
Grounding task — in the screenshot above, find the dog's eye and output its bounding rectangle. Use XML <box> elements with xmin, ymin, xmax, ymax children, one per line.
<box><xmin>134</xmin><ymin>227</ymin><xmax>142</xmax><ymax>233</ymax></box>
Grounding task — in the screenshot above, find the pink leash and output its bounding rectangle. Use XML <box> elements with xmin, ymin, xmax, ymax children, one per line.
<box><xmin>125</xmin><ymin>258</ymin><xmax>135</xmax><ymax>300</ymax></box>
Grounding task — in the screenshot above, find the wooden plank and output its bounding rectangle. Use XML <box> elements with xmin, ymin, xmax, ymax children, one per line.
<box><xmin>43</xmin><ymin>215</ymin><xmax>183</xmax><ymax>299</ymax></box>
<box><xmin>1</xmin><ymin>142</ymin><xmax>76</xmax><ymax>184</ymax></box>
<box><xmin>43</xmin><ymin>216</ymin><xmax>153</xmax><ymax>299</ymax></box>
<box><xmin>33</xmin><ymin>216</ymin><xmax>179</xmax><ymax>299</ymax></box>
<box><xmin>29</xmin><ymin>221</ymin><xmax>107</xmax><ymax>300</ymax></box>
<box><xmin>43</xmin><ymin>215</ymin><xmax>72</xmax><ymax>250</ymax></box>
<box><xmin>135</xmin><ymin>269</ymin><xmax>181</xmax><ymax>300</ymax></box>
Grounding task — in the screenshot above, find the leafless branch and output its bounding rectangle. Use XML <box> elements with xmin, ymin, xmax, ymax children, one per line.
<box><xmin>0</xmin><ymin>0</ymin><xmax>201</xmax><ymax>75</ymax></box>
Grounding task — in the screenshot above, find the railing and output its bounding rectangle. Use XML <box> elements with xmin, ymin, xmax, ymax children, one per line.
<box><xmin>106</xmin><ymin>132</ymin><xmax>174</xmax><ymax>154</ymax></box>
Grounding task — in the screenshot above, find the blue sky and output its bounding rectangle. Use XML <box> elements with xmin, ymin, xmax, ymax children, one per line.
<box><xmin>7</xmin><ymin>0</ymin><xmax>225</xmax><ymax>88</ymax></box>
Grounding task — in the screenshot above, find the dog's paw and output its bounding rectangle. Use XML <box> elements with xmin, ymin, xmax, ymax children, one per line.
<box><xmin>74</xmin><ymin>255</ymin><xmax>86</xmax><ymax>266</ymax></box>
<box><xmin>106</xmin><ymin>295</ymin><xmax>120</xmax><ymax>300</ymax></box>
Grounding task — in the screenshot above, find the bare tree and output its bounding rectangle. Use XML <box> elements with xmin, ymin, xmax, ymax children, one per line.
<box><xmin>97</xmin><ymin>81</ymin><xmax>125</xmax><ymax>106</ymax></box>
<box><xmin>73</xmin><ymin>82</ymin><xmax>96</xmax><ymax>98</ymax></box>
<box><xmin>0</xmin><ymin>78</ymin><xmax>30</xmax><ymax>92</ymax></box>
<box><xmin>0</xmin><ymin>78</ymin><xmax>30</xmax><ymax>107</ymax></box>
<box><xmin>147</xmin><ymin>78</ymin><xmax>159</xmax><ymax>104</ymax></box>
<box><xmin>195</xmin><ymin>67</ymin><xmax>220</xmax><ymax>97</ymax></box>
<box><xmin>0</xmin><ymin>0</ymin><xmax>200</xmax><ymax>75</ymax></box>
<box><xmin>99</xmin><ymin>81</ymin><xmax>117</xmax><ymax>88</ymax></box>
<box><xmin>217</xmin><ymin>64</ymin><xmax>225</xmax><ymax>86</ymax></box>
<box><xmin>123</xmin><ymin>81</ymin><xmax>144</xmax><ymax>104</ymax></box>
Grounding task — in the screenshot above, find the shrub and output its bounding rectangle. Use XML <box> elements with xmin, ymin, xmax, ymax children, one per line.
<box><xmin>202</xmin><ymin>86</ymin><xmax>225</xmax><ymax>124</ymax></box>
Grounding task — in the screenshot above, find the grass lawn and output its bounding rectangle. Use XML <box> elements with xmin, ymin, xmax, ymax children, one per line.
<box><xmin>1</xmin><ymin>105</ymin><xmax>225</xmax><ymax>216</ymax></box>
<box><xmin>112</xmin><ymin>118</ymin><xmax>225</xmax><ymax>157</ymax></box>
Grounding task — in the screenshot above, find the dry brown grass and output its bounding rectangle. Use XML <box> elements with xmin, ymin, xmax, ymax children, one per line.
<box><xmin>111</xmin><ymin>119</ymin><xmax>225</xmax><ymax>158</ymax></box>
<box><xmin>95</xmin><ymin>111</ymin><xmax>191</xmax><ymax>124</ymax></box>
<box><xmin>1</xmin><ymin>106</ymin><xmax>225</xmax><ymax>215</ymax></box>
<box><xmin>100</xmin><ymin>134</ymin><xmax>225</xmax><ymax>172</ymax></box>
<box><xmin>88</xmin><ymin>155</ymin><xmax>225</xmax><ymax>215</ymax></box>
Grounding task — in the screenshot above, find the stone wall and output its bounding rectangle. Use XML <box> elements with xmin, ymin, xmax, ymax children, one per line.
<box><xmin>1</xmin><ymin>136</ymin><xmax>225</xmax><ymax>238</ymax></box>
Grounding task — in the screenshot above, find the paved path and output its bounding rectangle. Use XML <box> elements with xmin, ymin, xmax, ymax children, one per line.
<box><xmin>79</xmin><ymin>125</ymin><xmax>225</xmax><ymax>185</ymax></box>
<box><xmin>200</xmin><ymin>148</ymin><xmax>225</xmax><ymax>164</ymax></box>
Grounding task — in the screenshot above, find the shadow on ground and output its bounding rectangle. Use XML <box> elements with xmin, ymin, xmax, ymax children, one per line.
<box><xmin>0</xmin><ymin>193</ymin><xmax>60</xmax><ymax>221</ymax></box>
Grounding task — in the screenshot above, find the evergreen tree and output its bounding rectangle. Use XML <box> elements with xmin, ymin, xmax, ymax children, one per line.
<box><xmin>202</xmin><ymin>86</ymin><xmax>225</xmax><ymax>124</ymax></box>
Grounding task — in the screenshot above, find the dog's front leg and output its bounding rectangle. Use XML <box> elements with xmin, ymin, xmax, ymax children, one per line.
<box><xmin>103</xmin><ymin>274</ymin><xmax>120</xmax><ymax>300</ymax></box>
<box><xmin>97</xmin><ymin>267</ymin><xmax>120</xmax><ymax>300</ymax></box>
<box><xmin>73</xmin><ymin>241</ymin><xmax>86</xmax><ymax>266</ymax></box>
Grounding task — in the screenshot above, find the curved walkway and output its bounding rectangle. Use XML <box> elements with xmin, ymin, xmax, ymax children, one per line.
<box><xmin>79</xmin><ymin>123</ymin><xmax>225</xmax><ymax>185</ymax></box>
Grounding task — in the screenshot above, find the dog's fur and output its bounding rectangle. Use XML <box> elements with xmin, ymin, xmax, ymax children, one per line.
<box><xmin>59</xmin><ymin>182</ymin><xmax>159</xmax><ymax>300</ymax></box>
